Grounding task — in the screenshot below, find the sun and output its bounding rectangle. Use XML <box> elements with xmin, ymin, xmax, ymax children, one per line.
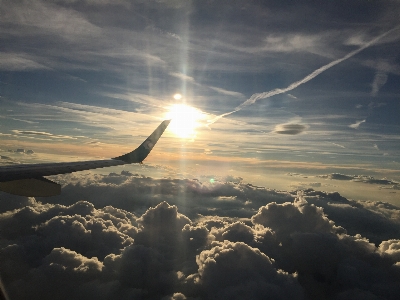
<box><xmin>165</xmin><ymin>104</ymin><xmax>203</xmax><ymax>138</ymax></box>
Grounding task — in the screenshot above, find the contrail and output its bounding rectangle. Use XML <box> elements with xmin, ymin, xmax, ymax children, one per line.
<box><xmin>208</xmin><ymin>26</ymin><xmax>400</xmax><ymax>125</ymax></box>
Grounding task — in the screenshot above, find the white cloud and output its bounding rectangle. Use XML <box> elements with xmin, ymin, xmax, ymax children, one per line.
<box><xmin>209</xmin><ymin>86</ymin><xmax>244</xmax><ymax>97</ymax></box>
<box><xmin>209</xmin><ymin>26</ymin><xmax>400</xmax><ymax>125</ymax></box>
<box><xmin>169</xmin><ymin>72</ymin><xmax>196</xmax><ymax>83</ymax></box>
<box><xmin>0</xmin><ymin>1</ymin><xmax>101</xmax><ymax>41</ymax></box>
<box><xmin>0</xmin><ymin>53</ymin><xmax>50</xmax><ymax>71</ymax></box>
<box><xmin>11</xmin><ymin>130</ymin><xmax>77</xmax><ymax>140</ymax></box>
<box><xmin>349</xmin><ymin>119</ymin><xmax>365</xmax><ymax>129</ymax></box>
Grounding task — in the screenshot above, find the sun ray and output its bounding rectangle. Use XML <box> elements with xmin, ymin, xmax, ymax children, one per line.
<box><xmin>165</xmin><ymin>104</ymin><xmax>203</xmax><ymax>138</ymax></box>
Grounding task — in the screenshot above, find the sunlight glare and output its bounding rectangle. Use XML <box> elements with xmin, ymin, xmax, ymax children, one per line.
<box><xmin>173</xmin><ymin>93</ymin><xmax>182</xmax><ymax>100</ymax></box>
<box><xmin>166</xmin><ymin>104</ymin><xmax>203</xmax><ymax>138</ymax></box>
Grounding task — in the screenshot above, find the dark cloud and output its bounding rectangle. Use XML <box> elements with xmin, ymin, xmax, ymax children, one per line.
<box><xmin>318</xmin><ymin>173</ymin><xmax>355</xmax><ymax>181</ymax></box>
<box><xmin>274</xmin><ymin>124</ymin><xmax>307</xmax><ymax>135</ymax></box>
<box><xmin>1</xmin><ymin>174</ymin><xmax>400</xmax><ymax>299</ymax></box>
<box><xmin>299</xmin><ymin>189</ymin><xmax>400</xmax><ymax>245</ymax></box>
<box><xmin>186</xmin><ymin>241</ymin><xmax>304</xmax><ymax>299</ymax></box>
<box><xmin>318</xmin><ymin>173</ymin><xmax>400</xmax><ymax>189</ymax></box>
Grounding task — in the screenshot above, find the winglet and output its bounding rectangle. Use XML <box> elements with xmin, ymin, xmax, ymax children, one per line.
<box><xmin>112</xmin><ymin>120</ymin><xmax>170</xmax><ymax>163</ymax></box>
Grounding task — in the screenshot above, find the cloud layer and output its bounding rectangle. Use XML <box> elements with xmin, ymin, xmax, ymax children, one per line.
<box><xmin>1</xmin><ymin>173</ymin><xmax>400</xmax><ymax>299</ymax></box>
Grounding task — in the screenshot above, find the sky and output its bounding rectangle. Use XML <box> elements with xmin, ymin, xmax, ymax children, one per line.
<box><xmin>1</xmin><ymin>0</ymin><xmax>400</xmax><ymax>299</ymax></box>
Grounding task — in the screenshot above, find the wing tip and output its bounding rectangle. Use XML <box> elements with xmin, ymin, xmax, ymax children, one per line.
<box><xmin>112</xmin><ymin>119</ymin><xmax>170</xmax><ymax>164</ymax></box>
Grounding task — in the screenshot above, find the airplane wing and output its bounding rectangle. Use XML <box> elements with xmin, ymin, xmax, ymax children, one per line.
<box><xmin>0</xmin><ymin>120</ymin><xmax>170</xmax><ymax>197</ymax></box>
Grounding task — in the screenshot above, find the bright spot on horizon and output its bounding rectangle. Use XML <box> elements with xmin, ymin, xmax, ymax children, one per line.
<box><xmin>165</xmin><ymin>104</ymin><xmax>203</xmax><ymax>138</ymax></box>
<box><xmin>173</xmin><ymin>93</ymin><xmax>182</xmax><ymax>100</ymax></box>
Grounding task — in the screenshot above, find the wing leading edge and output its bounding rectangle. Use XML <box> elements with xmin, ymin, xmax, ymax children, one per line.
<box><xmin>0</xmin><ymin>120</ymin><xmax>170</xmax><ymax>197</ymax></box>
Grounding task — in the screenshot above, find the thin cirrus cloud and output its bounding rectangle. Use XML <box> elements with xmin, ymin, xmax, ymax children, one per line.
<box><xmin>0</xmin><ymin>53</ymin><xmax>50</xmax><ymax>71</ymax></box>
<box><xmin>208</xmin><ymin>26</ymin><xmax>400</xmax><ymax>125</ymax></box>
<box><xmin>11</xmin><ymin>130</ymin><xmax>77</xmax><ymax>140</ymax></box>
<box><xmin>169</xmin><ymin>72</ymin><xmax>244</xmax><ymax>98</ymax></box>
<box><xmin>0</xmin><ymin>0</ymin><xmax>102</xmax><ymax>41</ymax></box>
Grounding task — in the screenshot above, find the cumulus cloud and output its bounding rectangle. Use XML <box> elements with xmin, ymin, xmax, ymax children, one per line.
<box><xmin>274</xmin><ymin>123</ymin><xmax>307</xmax><ymax>135</ymax></box>
<box><xmin>1</xmin><ymin>173</ymin><xmax>400</xmax><ymax>299</ymax></box>
<box><xmin>186</xmin><ymin>241</ymin><xmax>304</xmax><ymax>299</ymax></box>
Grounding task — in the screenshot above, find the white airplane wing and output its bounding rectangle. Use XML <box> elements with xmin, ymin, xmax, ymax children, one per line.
<box><xmin>0</xmin><ymin>120</ymin><xmax>170</xmax><ymax>197</ymax></box>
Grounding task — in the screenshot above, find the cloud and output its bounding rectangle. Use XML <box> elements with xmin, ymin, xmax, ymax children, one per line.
<box><xmin>209</xmin><ymin>86</ymin><xmax>244</xmax><ymax>97</ymax></box>
<box><xmin>0</xmin><ymin>53</ymin><xmax>50</xmax><ymax>71</ymax></box>
<box><xmin>318</xmin><ymin>173</ymin><xmax>400</xmax><ymax>189</ymax></box>
<box><xmin>52</xmin><ymin>0</ymin><xmax>130</xmax><ymax>6</ymax></box>
<box><xmin>1</xmin><ymin>173</ymin><xmax>400</xmax><ymax>299</ymax></box>
<box><xmin>208</xmin><ymin>26</ymin><xmax>400</xmax><ymax>125</ymax></box>
<box><xmin>348</xmin><ymin>119</ymin><xmax>365</xmax><ymax>129</ymax></box>
<box><xmin>331</xmin><ymin>142</ymin><xmax>345</xmax><ymax>148</ymax></box>
<box><xmin>11</xmin><ymin>130</ymin><xmax>77</xmax><ymax>140</ymax></box>
<box><xmin>186</xmin><ymin>240</ymin><xmax>304</xmax><ymax>299</ymax></box>
<box><xmin>48</xmin><ymin>172</ymin><xmax>294</xmax><ymax>219</ymax></box>
<box><xmin>274</xmin><ymin>123</ymin><xmax>307</xmax><ymax>135</ymax></box>
<box><xmin>318</xmin><ymin>173</ymin><xmax>354</xmax><ymax>181</ymax></box>
<box><xmin>0</xmin><ymin>1</ymin><xmax>101</xmax><ymax>40</ymax></box>
<box><xmin>364</xmin><ymin>59</ymin><xmax>400</xmax><ymax>96</ymax></box>
<box><xmin>169</xmin><ymin>72</ymin><xmax>196</xmax><ymax>83</ymax></box>
<box><xmin>371</xmin><ymin>71</ymin><xmax>388</xmax><ymax>96</ymax></box>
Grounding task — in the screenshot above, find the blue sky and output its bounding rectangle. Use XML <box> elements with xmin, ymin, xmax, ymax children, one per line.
<box><xmin>1</xmin><ymin>0</ymin><xmax>400</xmax><ymax>203</ymax></box>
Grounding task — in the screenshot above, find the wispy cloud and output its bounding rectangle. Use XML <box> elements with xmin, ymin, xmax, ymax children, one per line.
<box><xmin>208</xmin><ymin>26</ymin><xmax>400</xmax><ymax>125</ymax></box>
<box><xmin>0</xmin><ymin>53</ymin><xmax>50</xmax><ymax>71</ymax></box>
<box><xmin>0</xmin><ymin>115</ymin><xmax>39</xmax><ymax>124</ymax></box>
<box><xmin>209</xmin><ymin>86</ymin><xmax>244</xmax><ymax>97</ymax></box>
<box><xmin>0</xmin><ymin>1</ymin><xmax>101</xmax><ymax>41</ymax></box>
<box><xmin>11</xmin><ymin>130</ymin><xmax>77</xmax><ymax>140</ymax></box>
<box><xmin>169</xmin><ymin>72</ymin><xmax>244</xmax><ymax>98</ymax></box>
<box><xmin>331</xmin><ymin>142</ymin><xmax>345</xmax><ymax>149</ymax></box>
<box><xmin>169</xmin><ymin>72</ymin><xmax>196</xmax><ymax>83</ymax></box>
<box><xmin>363</xmin><ymin>59</ymin><xmax>400</xmax><ymax>96</ymax></box>
<box><xmin>349</xmin><ymin>119</ymin><xmax>366</xmax><ymax>129</ymax></box>
<box><xmin>371</xmin><ymin>71</ymin><xmax>388</xmax><ymax>96</ymax></box>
